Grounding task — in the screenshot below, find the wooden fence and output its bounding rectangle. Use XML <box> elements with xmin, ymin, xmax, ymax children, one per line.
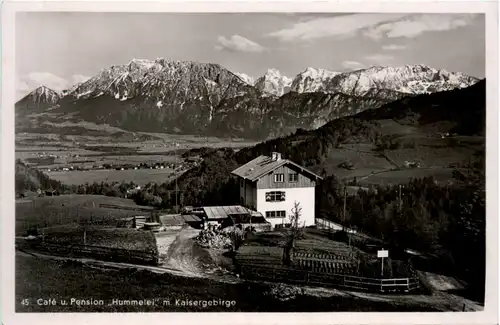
<box><xmin>239</xmin><ymin>264</ymin><xmax>420</xmax><ymax>293</ymax></box>
<box><xmin>16</xmin><ymin>239</ymin><xmax>159</xmax><ymax>266</ymax></box>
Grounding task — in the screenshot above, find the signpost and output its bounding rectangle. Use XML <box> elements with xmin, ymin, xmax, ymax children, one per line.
<box><xmin>377</xmin><ymin>249</ymin><xmax>389</xmax><ymax>277</ymax></box>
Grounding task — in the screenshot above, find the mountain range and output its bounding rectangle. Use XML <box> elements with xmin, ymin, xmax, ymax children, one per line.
<box><xmin>16</xmin><ymin>58</ymin><xmax>480</xmax><ymax>139</ymax></box>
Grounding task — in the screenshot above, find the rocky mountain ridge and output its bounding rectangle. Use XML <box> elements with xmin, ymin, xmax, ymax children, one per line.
<box><xmin>16</xmin><ymin>59</ymin><xmax>479</xmax><ymax>139</ymax></box>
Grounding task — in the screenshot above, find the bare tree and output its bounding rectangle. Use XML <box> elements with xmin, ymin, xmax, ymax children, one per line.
<box><xmin>290</xmin><ymin>201</ymin><xmax>303</xmax><ymax>240</ymax></box>
<box><xmin>283</xmin><ymin>201</ymin><xmax>303</xmax><ymax>266</ymax></box>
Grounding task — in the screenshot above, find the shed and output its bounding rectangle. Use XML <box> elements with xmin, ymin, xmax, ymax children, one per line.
<box><xmin>221</xmin><ymin>211</ymin><xmax>271</xmax><ymax>232</ymax></box>
<box><xmin>202</xmin><ymin>205</ymin><xmax>251</xmax><ymax>221</ymax></box>
<box><xmin>159</xmin><ymin>214</ymin><xmax>202</xmax><ymax>229</ymax></box>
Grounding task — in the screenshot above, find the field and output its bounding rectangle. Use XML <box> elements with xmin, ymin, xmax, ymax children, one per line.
<box><xmin>39</xmin><ymin>224</ymin><xmax>157</xmax><ymax>252</ymax></box>
<box><xmin>16</xmin><ymin>131</ymin><xmax>257</xmax><ymax>163</ymax></box>
<box><xmin>15</xmin><ymin>195</ymin><xmax>153</xmax><ymax>235</ymax></box>
<box><xmin>311</xmin><ymin>120</ymin><xmax>483</xmax><ymax>186</ymax></box>
<box><xmin>16</xmin><ymin>129</ymin><xmax>258</xmax><ymax>186</ymax></box>
<box><xmin>359</xmin><ymin>167</ymin><xmax>454</xmax><ymax>186</ymax></box>
<box><xmin>46</xmin><ymin>168</ymin><xmax>175</xmax><ymax>185</ymax></box>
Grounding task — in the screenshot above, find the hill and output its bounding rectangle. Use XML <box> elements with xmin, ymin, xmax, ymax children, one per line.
<box><xmin>356</xmin><ymin>79</ymin><xmax>486</xmax><ymax>135</ymax></box>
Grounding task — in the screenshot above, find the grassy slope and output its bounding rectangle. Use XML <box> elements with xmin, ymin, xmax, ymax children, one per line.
<box><xmin>15</xmin><ymin>253</ymin><xmax>440</xmax><ymax>312</ymax></box>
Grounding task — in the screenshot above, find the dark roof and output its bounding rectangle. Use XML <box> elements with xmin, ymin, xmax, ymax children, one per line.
<box><xmin>159</xmin><ymin>214</ymin><xmax>201</xmax><ymax>226</ymax></box>
<box><xmin>231</xmin><ymin>155</ymin><xmax>323</xmax><ymax>181</ymax></box>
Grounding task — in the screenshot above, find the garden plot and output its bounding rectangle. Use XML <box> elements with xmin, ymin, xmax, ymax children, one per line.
<box><xmin>39</xmin><ymin>224</ymin><xmax>157</xmax><ymax>252</ymax></box>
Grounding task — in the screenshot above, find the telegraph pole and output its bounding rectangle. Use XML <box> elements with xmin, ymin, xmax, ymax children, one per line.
<box><xmin>175</xmin><ymin>142</ymin><xmax>179</xmax><ymax>213</ymax></box>
<box><xmin>398</xmin><ymin>185</ymin><xmax>402</xmax><ymax>216</ymax></box>
<box><xmin>343</xmin><ymin>185</ymin><xmax>347</xmax><ymax>231</ymax></box>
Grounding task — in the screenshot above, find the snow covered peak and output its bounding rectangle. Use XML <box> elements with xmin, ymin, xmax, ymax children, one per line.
<box><xmin>16</xmin><ymin>85</ymin><xmax>60</xmax><ymax>110</ymax></box>
<box><xmin>291</xmin><ymin>67</ymin><xmax>340</xmax><ymax>93</ymax></box>
<box><xmin>264</xmin><ymin>68</ymin><xmax>282</xmax><ymax>77</ymax></box>
<box><xmin>325</xmin><ymin>64</ymin><xmax>479</xmax><ymax>96</ymax></box>
<box><xmin>235</xmin><ymin>72</ymin><xmax>255</xmax><ymax>86</ymax></box>
<box><xmin>254</xmin><ymin>68</ymin><xmax>292</xmax><ymax>97</ymax></box>
<box><xmin>62</xmin><ymin>58</ymin><xmax>252</xmax><ymax>102</ymax></box>
<box><xmin>128</xmin><ymin>58</ymin><xmax>156</xmax><ymax>70</ymax></box>
<box><xmin>31</xmin><ymin>86</ymin><xmax>60</xmax><ymax>100</ymax></box>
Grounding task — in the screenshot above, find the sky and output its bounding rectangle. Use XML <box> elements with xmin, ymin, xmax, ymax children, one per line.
<box><xmin>16</xmin><ymin>12</ymin><xmax>485</xmax><ymax>100</ymax></box>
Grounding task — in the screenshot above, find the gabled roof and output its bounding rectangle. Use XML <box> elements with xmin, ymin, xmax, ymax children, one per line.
<box><xmin>231</xmin><ymin>155</ymin><xmax>323</xmax><ymax>182</ymax></box>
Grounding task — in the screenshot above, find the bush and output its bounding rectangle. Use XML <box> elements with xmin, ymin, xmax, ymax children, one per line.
<box><xmin>332</xmin><ymin>231</ymin><xmax>349</xmax><ymax>243</ymax></box>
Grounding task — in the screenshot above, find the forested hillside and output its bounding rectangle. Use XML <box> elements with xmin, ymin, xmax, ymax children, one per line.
<box><xmin>15</xmin><ymin>160</ymin><xmax>68</xmax><ymax>195</ymax></box>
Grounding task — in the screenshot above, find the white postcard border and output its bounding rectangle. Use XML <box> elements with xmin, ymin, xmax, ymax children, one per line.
<box><xmin>1</xmin><ymin>1</ymin><xmax>498</xmax><ymax>324</ymax></box>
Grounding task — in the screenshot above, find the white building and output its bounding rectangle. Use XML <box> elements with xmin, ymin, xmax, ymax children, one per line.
<box><xmin>231</xmin><ymin>152</ymin><xmax>322</xmax><ymax>229</ymax></box>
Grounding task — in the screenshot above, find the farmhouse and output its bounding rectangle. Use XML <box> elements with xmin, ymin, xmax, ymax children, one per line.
<box><xmin>231</xmin><ymin>152</ymin><xmax>322</xmax><ymax>229</ymax></box>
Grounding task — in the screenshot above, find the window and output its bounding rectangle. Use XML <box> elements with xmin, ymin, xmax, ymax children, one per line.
<box><xmin>289</xmin><ymin>172</ymin><xmax>298</xmax><ymax>182</ymax></box>
<box><xmin>266</xmin><ymin>210</ymin><xmax>286</xmax><ymax>218</ymax></box>
<box><xmin>274</xmin><ymin>173</ymin><xmax>284</xmax><ymax>183</ymax></box>
<box><xmin>266</xmin><ymin>191</ymin><xmax>285</xmax><ymax>202</ymax></box>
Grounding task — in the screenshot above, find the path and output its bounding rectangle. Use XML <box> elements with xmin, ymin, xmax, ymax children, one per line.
<box><xmin>16</xmin><ymin>247</ymin><xmax>482</xmax><ymax>311</ymax></box>
<box><xmin>162</xmin><ymin>228</ymin><xmax>205</xmax><ymax>277</ymax></box>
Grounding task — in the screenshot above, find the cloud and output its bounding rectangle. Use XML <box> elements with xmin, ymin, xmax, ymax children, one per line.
<box><xmin>71</xmin><ymin>74</ymin><xmax>91</xmax><ymax>85</ymax></box>
<box><xmin>215</xmin><ymin>35</ymin><xmax>266</xmax><ymax>53</ymax></box>
<box><xmin>364</xmin><ymin>54</ymin><xmax>394</xmax><ymax>63</ymax></box>
<box><xmin>267</xmin><ymin>13</ymin><xmax>478</xmax><ymax>42</ymax></box>
<box><xmin>382</xmin><ymin>44</ymin><xmax>407</xmax><ymax>50</ymax></box>
<box><xmin>16</xmin><ymin>72</ymin><xmax>91</xmax><ymax>100</ymax></box>
<box><xmin>364</xmin><ymin>14</ymin><xmax>478</xmax><ymax>40</ymax></box>
<box><xmin>267</xmin><ymin>13</ymin><xmax>407</xmax><ymax>41</ymax></box>
<box><xmin>22</xmin><ymin>72</ymin><xmax>68</xmax><ymax>90</ymax></box>
<box><xmin>341</xmin><ymin>61</ymin><xmax>365</xmax><ymax>70</ymax></box>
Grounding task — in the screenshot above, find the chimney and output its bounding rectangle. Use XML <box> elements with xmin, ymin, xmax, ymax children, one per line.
<box><xmin>271</xmin><ymin>152</ymin><xmax>281</xmax><ymax>161</ymax></box>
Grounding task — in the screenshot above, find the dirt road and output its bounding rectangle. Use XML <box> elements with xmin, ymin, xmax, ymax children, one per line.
<box><xmin>161</xmin><ymin>228</ymin><xmax>205</xmax><ymax>277</ymax></box>
<box><xmin>16</xmin><ymin>246</ymin><xmax>482</xmax><ymax>311</ymax></box>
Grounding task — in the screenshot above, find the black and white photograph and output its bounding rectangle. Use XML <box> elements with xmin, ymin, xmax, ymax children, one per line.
<box><xmin>1</xmin><ymin>1</ymin><xmax>498</xmax><ymax>322</ymax></box>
